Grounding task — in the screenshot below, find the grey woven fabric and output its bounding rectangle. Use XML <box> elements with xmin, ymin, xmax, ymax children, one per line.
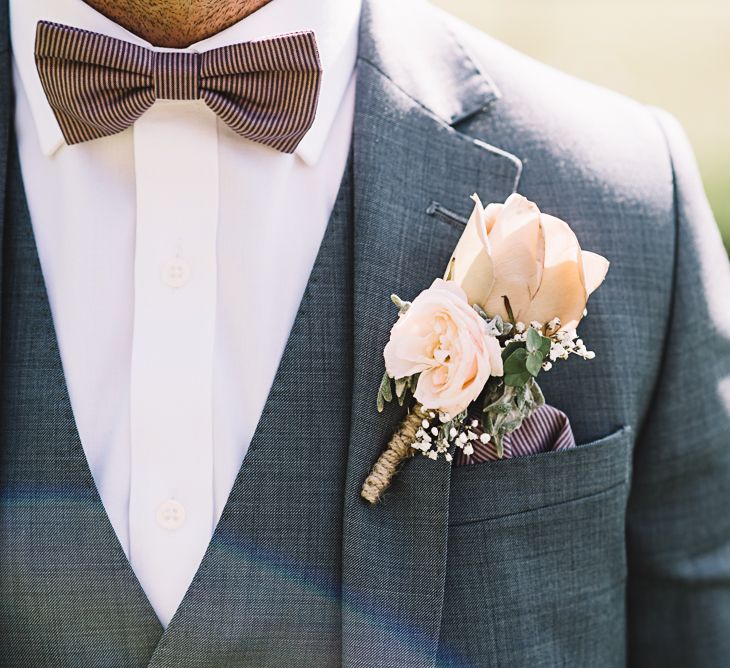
<box><xmin>1</xmin><ymin>0</ymin><xmax>730</xmax><ymax>666</ymax></box>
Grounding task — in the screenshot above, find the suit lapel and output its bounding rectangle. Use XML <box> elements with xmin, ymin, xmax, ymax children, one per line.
<box><xmin>341</xmin><ymin>2</ymin><xmax>522</xmax><ymax>666</ymax></box>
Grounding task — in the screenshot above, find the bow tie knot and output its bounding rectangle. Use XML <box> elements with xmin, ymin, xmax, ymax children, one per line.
<box><xmin>154</xmin><ymin>52</ymin><xmax>201</xmax><ymax>101</ymax></box>
<box><xmin>34</xmin><ymin>21</ymin><xmax>322</xmax><ymax>153</ymax></box>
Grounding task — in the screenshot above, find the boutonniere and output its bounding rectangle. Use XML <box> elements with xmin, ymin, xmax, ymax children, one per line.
<box><xmin>361</xmin><ymin>194</ymin><xmax>609</xmax><ymax>503</ymax></box>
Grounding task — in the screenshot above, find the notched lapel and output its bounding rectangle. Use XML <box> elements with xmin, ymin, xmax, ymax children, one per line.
<box><xmin>342</xmin><ymin>2</ymin><xmax>522</xmax><ymax>666</ymax></box>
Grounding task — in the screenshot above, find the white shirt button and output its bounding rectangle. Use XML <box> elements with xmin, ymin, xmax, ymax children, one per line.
<box><xmin>162</xmin><ymin>258</ymin><xmax>191</xmax><ymax>288</ymax></box>
<box><xmin>156</xmin><ymin>499</ymin><xmax>186</xmax><ymax>530</ymax></box>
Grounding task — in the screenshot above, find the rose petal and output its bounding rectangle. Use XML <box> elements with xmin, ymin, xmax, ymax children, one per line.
<box><xmin>383</xmin><ymin>333</ymin><xmax>433</xmax><ymax>379</ymax></box>
<box><xmin>520</xmin><ymin>213</ymin><xmax>587</xmax><ymax>329</ymax></box>
<box><xmin>444</xmin><ymin>197</ymin><xmax>495</xmax><ymax>307</ymax></box>
<box><xmin>482</xmin><ymin>202</ymin><xmax>502</xmax><ymax>235</ymax></box>
<box><xmin>486</xmin><ymin>334</ymin><xmax>504</xmax><ymax>377</ymax></box>
<box><xmin>483</xmin><ymin>194</ymin><xmax>545</xmax><ymax>321</ymax></box>
<box><xmin>430</xmin><ymin>277</ymin><xmax>469</xmax><ymax>300</ymax></box>
<box><xmin>581</xmin><ymin>251</ymin><xmax>610</xmax><ymax>296</ymax></box>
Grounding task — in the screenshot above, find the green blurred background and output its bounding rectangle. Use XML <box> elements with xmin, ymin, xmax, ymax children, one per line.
<box><xmin>433</xmin><ymin>0</ymin><xmax>730</xmax><ymax>253</ymax></box>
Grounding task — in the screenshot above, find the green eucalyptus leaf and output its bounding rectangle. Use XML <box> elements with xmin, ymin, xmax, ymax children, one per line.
<box><xmin>395</xmin><ymin>377</ymin><xmax>408</xmax><ymax>398</ymax></box>
<box><xmin>390</xmin><ymin>294</ymin><xmax>411</xmax><ymax>315</ymax></box>
<box><xmin>526</xmin><ymin>327</ymin><xmax>542</xmax><ymax>353</ymax></box>
<box><xmin>379</xmin><ymin>372</ymin><xmax>393</xmax><ymax>403</ymax></box>
<box><xmin>504</xmin><ymin>371</ymin><xmax>531</xmax><ymax>388</ymax></box>
<box><xmin>496</xmin><ymin>401</ymin><xmax>514</xmax><ymax>415</ymax></box>
<box><xmin>525</xmin><ymin>327</ymin><xmax>551</xmax><ymax>357</ymax></box>
<box><xmin>501</xmin><ymin>340</ymin><xmax>525</xmax><ymax>361</ymax></box>
<box><xmin>485</xmin><ymin>314</ymin><xmax>505</xmax><ymax>336</ymax></box>
<box><xmin>484</xmin><ymin>385</ymin><xmax>514</xmax><ymax>412</ymax></box>
<box><xmin>494</xmin><ymin>434</ymin><xmax>504</xmax><ymax>459</ymax></box>
<box><xmin>524</xmin><ymin>382</ymin><xmax>539</xmax><ymax>408</ymax></box>
<box><xmin>501</xmin><ymin>417</ymin><xmax>523</xmax><ymax>433</ymax></box>
<box><xmin>504</xmin><ymin>347</ymin><xmax>528</xmax><ymax>373</ymax></box>
<box><xmin>482</xmin><ymin>376</ymin><xmax>504</xmax><ymax>402</ymax></box>
<box><xmin>481</xmin><ymin>379</ymin><xmax>547</xmax><ymax>452</ymax></box>
<box><xmin>515</xmin><ymin>387</ymin><xmax>528</xmax><ymax>411</ymax></box>
<box><xmin>526</xmin><ymin>350</ymin><xmax>544</xmax><ymax>376</ymax></box>
<box><xmin>529</xmin><ymin>378</ymin><xmax>546</xmax><ymax>406</ymax></box>
<box><xmin>473</xmin><ymin>303</ymin><xmax>489</xmax><ymax>320</ymax></box>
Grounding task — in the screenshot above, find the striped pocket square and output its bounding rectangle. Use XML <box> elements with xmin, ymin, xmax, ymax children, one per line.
<box><xmin>454</xmin><ymin>404</ymin><xmax>576</xmax><ymax>466</ymax></box>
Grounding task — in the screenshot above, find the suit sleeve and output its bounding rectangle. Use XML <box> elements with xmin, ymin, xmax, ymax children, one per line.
<box><xmin>626</xmin><ymin>110</ymin><xmax>730</xmax><ymax>667</ymax></box>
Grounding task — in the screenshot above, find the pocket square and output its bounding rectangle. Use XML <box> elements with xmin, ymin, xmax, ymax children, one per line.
<box><xmin>454</xmin><ymin>404</ymin><xmax>576</xmax><ymax>466</ymax></box>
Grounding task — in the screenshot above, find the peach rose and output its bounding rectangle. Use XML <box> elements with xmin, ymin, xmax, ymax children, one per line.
<box><xmin>447</xmin><ymin>193</ymin><xmax>609</xmax><ymax>330</ymax></box>
<box><xmin>383</xmin><ymin>278</ymin><xmax>503</xmax><ymax>416</ymax></box>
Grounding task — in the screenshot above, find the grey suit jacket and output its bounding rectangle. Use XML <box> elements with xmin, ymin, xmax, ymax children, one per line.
<box><xmin>1</xmin><ymin>0</ymin><xmax>729</xmax><ymax>666</ymax></box>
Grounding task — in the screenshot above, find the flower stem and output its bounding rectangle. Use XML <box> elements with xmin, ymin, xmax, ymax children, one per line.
<box><xmin>360</xmin><ymin>405</ymin><xmax>425</xmax><ymax>504</ymax></box>
<box><xmin>503</xmin><ymin>296</ymin><xmax>516</xmax><ymax>325</ymax></box>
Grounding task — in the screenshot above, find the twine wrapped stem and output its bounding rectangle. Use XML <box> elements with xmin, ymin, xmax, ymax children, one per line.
<box><xmin>361</xmin><ymin>404</ymin><xmax>426</xmax><ymax>504</ymax></box>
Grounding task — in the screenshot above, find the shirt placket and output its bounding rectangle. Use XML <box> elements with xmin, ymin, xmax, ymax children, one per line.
<box><xmin>129</xmin><ymin>99</ymin><xmax>218</xmax><ymax>628</ymax></box>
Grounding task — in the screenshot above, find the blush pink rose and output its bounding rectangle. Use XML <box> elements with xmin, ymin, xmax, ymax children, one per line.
<box><xmin>383</xmin><ymin>278</ymin><xmax>503</xmax><ymax>417</ymax></box>
<box><xmin>447</xmin><ymin>193</ymin><xmax>610</xmax><ymax>330</ymax></box>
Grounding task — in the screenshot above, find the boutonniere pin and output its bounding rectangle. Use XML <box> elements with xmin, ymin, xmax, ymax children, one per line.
<box><xmin>361</xmin><ymin>194</ymin><xmax>609</xmax><ymax>503</ymax></box>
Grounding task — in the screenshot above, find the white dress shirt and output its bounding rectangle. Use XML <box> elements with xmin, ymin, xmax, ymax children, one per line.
<box><xmin>10</xmin><ymin>0</ymin><xmax>360</xmax><ymax>628</ymax></box>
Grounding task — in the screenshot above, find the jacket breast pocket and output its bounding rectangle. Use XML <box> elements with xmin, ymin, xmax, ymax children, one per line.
<box><xmin>439</xmin><ymin>427</ymin><xmax>633</xmax><ymax>667</ymax></box>
<box><xmin>448</xmin><ymin>426</ymin><xmax>633</xmax><ymax>525</ymax></box>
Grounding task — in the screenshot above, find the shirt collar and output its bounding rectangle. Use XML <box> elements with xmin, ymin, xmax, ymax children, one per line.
<box><xmin>10</xmin><ymin>0</ymin><xmax>361</xmax><ymax>165</ymax></box>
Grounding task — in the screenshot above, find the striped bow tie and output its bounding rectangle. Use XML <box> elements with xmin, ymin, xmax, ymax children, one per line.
<box><xmin>34</xmin><ymin>21</ymin><xmax>322</xmax><ymax>153</ymax></box>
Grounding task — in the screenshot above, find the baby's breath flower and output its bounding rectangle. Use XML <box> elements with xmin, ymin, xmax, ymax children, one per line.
<box><xmin>549</xmin><ymin>343</ymin><xmax>567</xmax><ymax>361</ymax></box>
<box><xmin>545</xmin><ymin>326</ymin><xmax>596</xmax><ymax>364</ymax></box>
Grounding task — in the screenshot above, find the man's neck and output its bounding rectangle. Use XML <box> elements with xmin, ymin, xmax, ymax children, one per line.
<box><xmin>81</xmin><ymin>0</ymin><xmax>275</xmax><ymax>48</ymax></box>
